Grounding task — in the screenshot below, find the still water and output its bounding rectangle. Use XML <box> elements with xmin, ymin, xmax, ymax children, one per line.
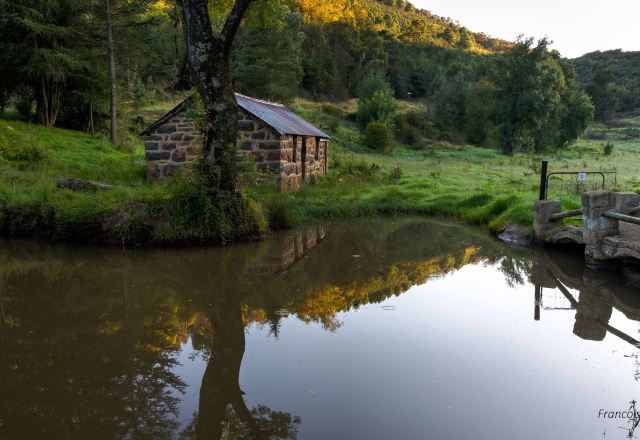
<box><xmin>1</xmin><ymin>218</ymin><xmax>639</xmax><ymax>440</ymax></box>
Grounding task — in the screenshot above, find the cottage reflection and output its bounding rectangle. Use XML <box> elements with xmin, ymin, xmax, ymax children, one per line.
<box><xmin>0</xmin><ymin>218</ymin><xmax>516</xmax><ymax>439</ymax></box>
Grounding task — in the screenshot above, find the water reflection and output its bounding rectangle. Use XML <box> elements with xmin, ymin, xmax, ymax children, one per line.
<box><xmin>532</xmin><ymin>248</ymin><xmax>640</xmax><ymax>348</ymax></box>
<box><xmin>0</xmin><ymin>218</ymin><xmax>639</xmax><ymax>439</ymax></box>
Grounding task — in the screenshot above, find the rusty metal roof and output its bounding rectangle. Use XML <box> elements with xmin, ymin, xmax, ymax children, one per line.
<box><xmin>236</xmin><ymin>93</ymin><xmax>330</xmax><ymax>139</ymax></box>
<box><xmin>142</xmin><ymin>94</ymin><xmax>330</xmax><ymax>139</ymax></box>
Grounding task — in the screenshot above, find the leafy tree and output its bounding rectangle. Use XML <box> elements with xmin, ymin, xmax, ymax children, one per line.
<box><xmin>492</xmin><ymin>38</ymin><xmax>591</xmax><ymax>154</ymax></box>
<box><xmin>363</xmin><ymin>120</ymin><xmax>392</xmax><ymax>151</ymax></box>
<box><xmin>357</xmin><ymin>74</ymin><xmax>398</xmax><ymax>129</ymax></box>
<box><xmin>585</xmin><ymin>69</ymin><xmax>621</xmax><ymax>122</ymax></box>
<box><xmin>233</xmin><ymin>9</ymin><xmax>305</xmax><ymax>102</ymax></box>
<box><xmin>574</xmin><ymin>50</ymin><xmax>640</xmax><ymax>114</ymax></box>
<box><xmin>177</xmin><ymin>0</ymin><xmax>258</xmax><ymax>192</ymax></box>
<box><xmin>300</xmin><ymin>23</ymin><xmax>339</xmax><ymax>97</ymax></box>
<box><xmin>0</xmin><ymin>0</ymin><xmax>92</xmax><ymax>127</ymax></box>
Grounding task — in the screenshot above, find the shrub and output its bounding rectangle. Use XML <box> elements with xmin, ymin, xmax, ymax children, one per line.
<box><xmin>0</xmin><ymin>145</ymin><xmax>45</xmax><ymax>162</ymax></box>
<box><xmin>327</xmin><ymin>118</ymin><xmax>340</xmax><ymax>134</ymax></box>
<box><xmin>603</xmin><ymin>142</ymin><xmax>614</xmax><ymax>156</ymax></box>
<box><xmin>357</xmin><ymin>89</ymin><xmax>398</xmax><ymax>129</ymax></box>
<box><xmin>362</xmin><ymin>121</ymin><xmax>392</xmax><ymax>152</ymax></box>
<box><xmin>389</xmin><ymin>165</ymin><xmax>403</xmax><ymax>182</ymax></box>
<box><xmin>623</xmin><ymin>127</ymin><xmax>640</xmax><ymax>140</ymax></box>
<box><xmin>322</xmin><ymin>104</ymin><xmax>339</xmax><ymax>116</ymax></box>
<box><xmin>405</xmin><ymin>111</ymin><xmax>423</xmax><ymax>128</ymax></box>
<box><xmin>14</xmin><ymin>87</ymin><xmax>34</xmax><ymax>121</ymax></box>
<box><xmin>131</xmin><ymin>77</ymin><xmax>148</xmax><ymax>110</ymax></box>
<box><xmin>267</xmin><ymin>196</ymin><xmax>299</xmax><ymax>230</ymax></box>
<box><xmin>395</xmin><ymin>114</ymin><xmax>422</xmax><ymax>145</ymax></box>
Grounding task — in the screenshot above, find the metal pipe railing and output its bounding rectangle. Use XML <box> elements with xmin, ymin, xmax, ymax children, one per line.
<box><xmin>603</xmin><ymin>211</ymin><xmax>640</xmax><ymax>226</ymax></box>
<box><xmin>549</xmin><ymin>209</ymin><xmax>583</xmax><ymax>221</ymax></box>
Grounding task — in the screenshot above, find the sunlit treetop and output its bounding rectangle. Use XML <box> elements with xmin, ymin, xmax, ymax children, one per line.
<box><xmin>295</xmin><ymin>0</ymin><xmax>367</xmax><ymax>24</ymax></box>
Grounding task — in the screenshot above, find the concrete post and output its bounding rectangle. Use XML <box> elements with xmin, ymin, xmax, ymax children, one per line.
<box><xmin>582</xmin><ymin>191</ymin><xmax>619</xmax><ymax>268</ymax></box>
<box><xmin>613</xmin><ymin>192</ymin><xmax>640</xmax><ymax>215</ymax></box>
<box><xmin>533</xmin><ymin>200</ymin><xmax>561</xmax><ymax>242</ymax></box>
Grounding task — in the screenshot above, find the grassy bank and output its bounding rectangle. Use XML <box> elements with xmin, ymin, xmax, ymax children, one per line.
<box><xmin>250</xmin><ymin>100</ymin><xmax>640</xmax><ymax>232</ymax></box>
<box><xmin>1</xmin><ymin>101</ymin><xmax>639</xmax><ymax>245</ymax></box>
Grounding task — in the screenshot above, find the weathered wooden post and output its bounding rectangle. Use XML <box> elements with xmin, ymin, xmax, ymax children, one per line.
<box><xmin>533</xmin><ymin>199</ymin><xmax>561</xmax><ymax>242</ymax></box>
<box><xmin>582</xmin><ymin>190</ymin><xmax>618</xmax><ymax>269</ymax></box>
<box><xmin>539</xmin><ymin>160</ymin><xmax>548</xmax><ymax>200</ymax></box>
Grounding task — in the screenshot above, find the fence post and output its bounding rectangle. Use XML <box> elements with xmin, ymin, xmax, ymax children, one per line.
<box><xmin>539</xmin><ymin>160</ymin><xmax>548</xmax><ymax>200</ymax></box>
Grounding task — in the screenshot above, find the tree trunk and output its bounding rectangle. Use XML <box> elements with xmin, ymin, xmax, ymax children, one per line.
<box><xmin>175</xmin><ymin>53</ymin><xmax>192</xmax><ymax>91</ymax></box>
<box><xmin>177</xmin><ymin>0</ymin><xmax>255</xmax><ymax>193</ymax></box>
<box><xmin>106</xmin><ymin>0</ymin><xmax>117</xmax><ymax>145</ymax></box>
<box><xmin>36</xmin><ymin>77</ymin><xmax>61</xmax><ymax>128</ymax></box>
<box><xmin>196</xmin><ymin>292</ymin><xmax>267</xmax><ymax>440</ymax></box>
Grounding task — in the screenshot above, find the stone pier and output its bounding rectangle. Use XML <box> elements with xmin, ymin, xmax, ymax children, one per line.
<box><xmin>533</xmin><ymin>190</ymin><xmax>640</xmax><ymax>270</ymax></box>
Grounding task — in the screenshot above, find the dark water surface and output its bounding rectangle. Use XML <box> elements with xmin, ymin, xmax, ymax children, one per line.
<box><xmin>1</xmin><ymin>218</ymin><xmax>639</xmax><ymax>440</ymax></box>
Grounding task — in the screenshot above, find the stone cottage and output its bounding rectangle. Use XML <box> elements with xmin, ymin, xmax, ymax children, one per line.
<box><xmin>141</xmin><ymin>94</ymin><xmax>330</xmax><ymax>191</ymax></box>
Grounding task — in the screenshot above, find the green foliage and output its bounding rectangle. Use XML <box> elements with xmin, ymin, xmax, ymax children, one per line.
<box><xmin>575</xmin><ymin>50</ymin><xmax>640</xmax><ymax>116</ymax></box>
<box><xmin>389</xmin><ymin>165</ymin><xmax>403</xmax><ymax>181</ymax></box>
<box><xmin>603</xmin><ymin>142</ymin><xmax>615</xmax><ymax>156</ymax></box>
<box><xmin>584</xmin><ymin>69</ymin><xmax>623</xmax><ymax>123</ymax></box>
<box><xmin>395</xmin><ymin>113</ymin><xmax>422</xmax><ymax>145</ymax></box>
<box><xmin>232</xmin><ymin>9</ymin><xmax>305</xmax><ymax>102</ymax></box>
<box><xmin>358</xmin><ymin>89</ymin><xmax>398</xmax><ymax>130</ymax></box>
<box><xmin>492</xmin><ymin>38</ymin><xmax>593</xmax><ymax>154</ymax></box>
<box><xmin>0</xmin><ymin>144</ymin><xmax>45</xmax><ymax>162</ymax></box>
<box><xmin>357</xmin><ymin>74</ymin><xmax>398</xmax><ymax>137</ymax></box>
<box><xmin>363</xmin><ymin>121</ymin><xmax>393</xmax><ymax>152</ymax></box>
<box><xmin>1</xmin><ymin>0</ymin><xmax>185</xmax><ymax>132</ymax></box>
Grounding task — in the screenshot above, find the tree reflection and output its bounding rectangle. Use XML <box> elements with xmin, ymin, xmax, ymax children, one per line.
<box><xmin>0</xmin><ymin>246</ymin><xmax>187</xmax><ymax>440</ymax></box>
<box><xmin>178</xmin><ymin>243</ymin><xmax>301</xmax><ymax>440</ymax></box>
<box><xmin>0</xmin><ymin>218</ymin><xmax>526</xmax><ymax>439</ymax></box>
<box><xmin>195</xmin><ymin>291</ymin><xmax>270</xmax><ymax>439</ymax></box>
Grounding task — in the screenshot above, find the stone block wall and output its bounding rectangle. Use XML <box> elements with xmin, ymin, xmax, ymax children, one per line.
<box><xmin>143</xmin><ymin>110</ymin><xmax>201</xmax><ymax>180</ymax></box>
<box><xmin>143</xmin><ymin>107</ymin><xmax>329</xmax><ymax>191</ymax></box>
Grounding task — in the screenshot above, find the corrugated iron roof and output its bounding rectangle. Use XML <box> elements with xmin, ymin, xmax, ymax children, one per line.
<box><xmin>142</xmin><ymin>93</ymin><xmax>330</xmax><ymax>139</ymax></box>
<box><xmin>236</xmin><ymin>93</ymin><xmax>330</xmax><ymax>138</ymax></box>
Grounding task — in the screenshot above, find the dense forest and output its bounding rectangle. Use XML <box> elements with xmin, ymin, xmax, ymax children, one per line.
<box><xmin>574</xmin><ymin>50</ymin><xmax>640</xmax><ymax>122</ymax></box>
<box><xmin>0</xmin><ymin>0</ymin><xmax>609</xmax><ymax>155</ymax></box>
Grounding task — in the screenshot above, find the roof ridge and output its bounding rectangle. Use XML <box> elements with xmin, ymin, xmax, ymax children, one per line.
<box><xmin>235</xmin><ymin>92</ymin><xmax>285</xmax><ymax>107</ymax></box>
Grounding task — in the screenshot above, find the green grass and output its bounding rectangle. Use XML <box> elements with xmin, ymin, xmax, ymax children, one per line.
<box><xmin>2</xmin><ymin>100</ymin><xmax>640</xmax><ymax>244</ymax></box>
<box><xmin>0</xmin><ymin>119</ymin><xmax>158</xmax><ymax>207</ymax></box>
<box><xmin>256</xmin><ymin>99</ymin><xmax>640</xmax><ymax>232</ymax></box>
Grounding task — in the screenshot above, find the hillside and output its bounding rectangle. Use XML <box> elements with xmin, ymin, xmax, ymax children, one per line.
<box><xmin>353</xmin><ymin>0</ymin><xmax>512</xmax><ymax>53</ymax></box>
<box><xmin>574</xmin><ymin>50</ymin><xmax>640</xmax><ymax>87</ymax></box>
<box><xmin>573</xmin><ymin>50</ymin><xmax>640</xmax><ymax>117</ymax></box>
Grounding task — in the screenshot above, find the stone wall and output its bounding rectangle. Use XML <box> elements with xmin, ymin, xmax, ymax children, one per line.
<box><xmin>143</xmin><ymin>107</ymin><xmax>329</xmax><ymax>191</ymax></box>
<box><xmin>143</xmin><ymin>111</ymin><xmax>201</xmax><ymax>180</ymax></box>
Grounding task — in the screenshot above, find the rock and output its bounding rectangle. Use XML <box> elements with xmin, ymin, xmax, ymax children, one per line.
<box><xmin>498</xmin><ymin>224</ymin><xmax>531</xmax><ymax>246</ymax></box>
<box><xmin>172</xmin><ymin>149</ymin><xmax>187</xmax><ymax>163</ymax></box>
<box><xmin>57</xmin><ymin>178</ymin><xmax>112</xmax><ymax>191</ymax></box>
<box><xmin>146</xmin><ymin>151</ymin><xmax>170</xmax><ymax>160</ymax></box>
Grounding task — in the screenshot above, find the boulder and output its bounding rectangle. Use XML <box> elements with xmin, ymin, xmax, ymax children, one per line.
<box><xmin>57</xmin><ymin>178</ymin><xmax>112</xmax><ymax>191</ymax></box>
<box><xmin>498</xmin><ymin>224</ymin><xmax>531</xmax><ymax>246</ymax></box>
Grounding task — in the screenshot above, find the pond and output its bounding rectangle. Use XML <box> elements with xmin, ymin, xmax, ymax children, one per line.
<box><xmin>1</xmin><ymin>218</ymin><xmax>639</xmax><ymax>440</ymax></box>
